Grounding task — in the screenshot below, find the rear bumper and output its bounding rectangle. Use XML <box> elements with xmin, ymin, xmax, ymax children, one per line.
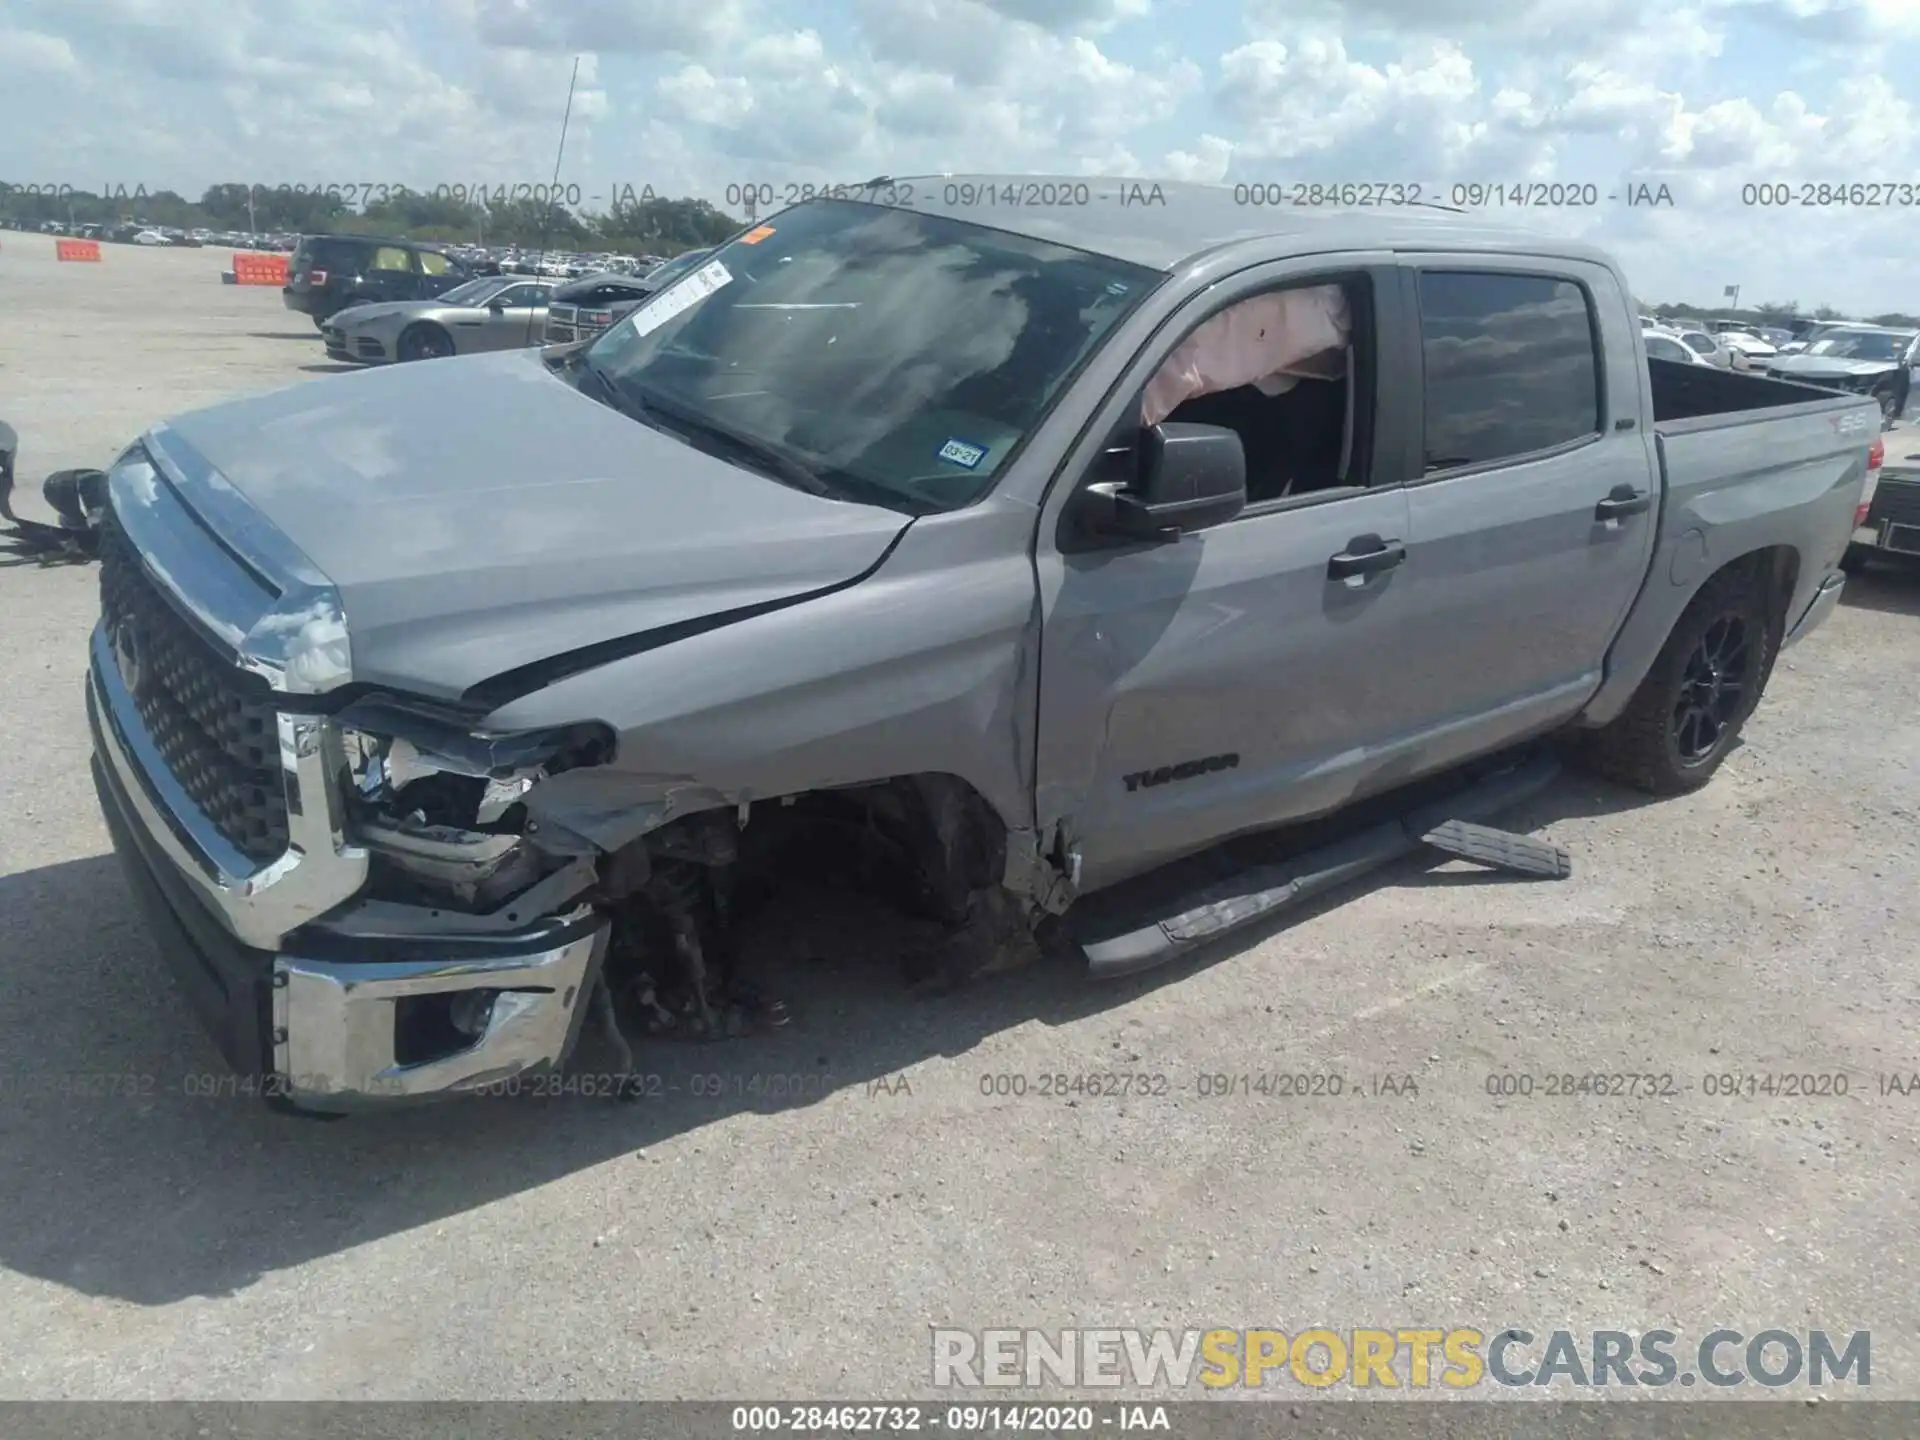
<box><xmin>88</xmin><ymin>660</ymin><xmax>609</xmax><ymax>1113</ymax></box>
<box><xmin>282</xmin><ymin>288</ymin><xmax>319</xmax><ymax>316</ymax></box>
<box><xmin>1783</xmin><ymin>570</ymin><xmax>1845</xmax><ymax>649</ymax></box>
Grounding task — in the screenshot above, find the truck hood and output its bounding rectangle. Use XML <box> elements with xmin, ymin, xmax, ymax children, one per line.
<box><xmin>157</xmin><ymin>348</ymin><xmax>912</xmax><ymax>702</ymax></box>
<box><xmin>1766</xmin><ymin>354</ymin><xmax>1901</xmax><ymax>379</ymax></box>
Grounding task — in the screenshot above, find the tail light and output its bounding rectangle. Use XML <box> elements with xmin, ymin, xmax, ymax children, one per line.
<box><xmin>1857</xmin><ymin>435</ymin><xmax>1884</xmax><ymax>527</ymax></box>
<box><xmin>308</xmin><ymin>268</ymin><xmax>328</xmax><ymax>286</ymax></box>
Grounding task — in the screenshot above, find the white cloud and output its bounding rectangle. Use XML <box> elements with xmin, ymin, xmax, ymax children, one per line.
<box><xmin>2</xmin><ymin>0</ymin><xmax>1919</xmax><ymax>311</ymax></box>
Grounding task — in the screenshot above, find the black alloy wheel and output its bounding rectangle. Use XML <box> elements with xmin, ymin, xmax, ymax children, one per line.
<box><xmin>1670</xmin><ymin>613</ymin><xmax>1751</xmax><ymax>767</ymax></box>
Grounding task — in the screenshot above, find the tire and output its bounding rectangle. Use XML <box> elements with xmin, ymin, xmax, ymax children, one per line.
<box><xmin>398</xmin><ymin>323</ymin><xmax>455</xmax><ymax>362</ymax></box>
<box><xmin>312</xmin><ymin>314</ymin><xmax>328</xmax><ymax>331</ymax></box>
<box><xmin>1573</xmin><ymin>567</ymin><xmax>1775</xmax><ymax>795</ymax></box>
<box><xmin>1840</xmin><ymin>543</ymin><xmax>1874</xmax><ymax>574</ymax></box>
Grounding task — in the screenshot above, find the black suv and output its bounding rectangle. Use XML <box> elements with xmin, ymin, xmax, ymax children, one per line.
<box><xmin>282</xmin><ymin>235</ymin><xmax>470</xmax><ymax>327</ymax></box>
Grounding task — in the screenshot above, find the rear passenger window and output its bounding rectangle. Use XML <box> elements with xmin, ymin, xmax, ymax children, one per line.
<box><xmin>371</xmin><ymin>246</ymin><xmax>412</xmax><ymax>272</ymax></box>
<box><xmin>1416</xmin><ymin>271</ymin><xmax>1600</xmax><ymax>472</ymax></box>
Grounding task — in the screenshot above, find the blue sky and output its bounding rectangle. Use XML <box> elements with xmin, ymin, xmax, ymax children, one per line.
<box><xmin>4</xmin><ymin>0</ymin><xmax>1918</xmax><ymax>311</ymax></box>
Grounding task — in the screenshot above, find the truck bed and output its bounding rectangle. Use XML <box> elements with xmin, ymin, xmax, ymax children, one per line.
<box><xmin>1647</xmin><ymin>355</ymin><xmax>1864</xmax><ymax>430</ymax></box>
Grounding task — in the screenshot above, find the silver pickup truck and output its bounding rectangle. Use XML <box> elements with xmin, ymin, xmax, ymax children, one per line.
<box><xmin>84</xmin><ymin>179</ymin><xmax>1881</xmax><ymax>1113</ymax></box>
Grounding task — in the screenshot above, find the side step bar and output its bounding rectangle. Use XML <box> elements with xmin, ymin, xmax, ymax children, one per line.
<box><xmin>1078</xmin><ymin>752</ymin><xmax>1563</xmax><ymax>980</ymax></box>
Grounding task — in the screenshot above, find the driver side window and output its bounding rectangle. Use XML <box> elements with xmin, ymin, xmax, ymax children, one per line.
<box><xmin>1092</xmin><ymin>273</ymin><xmax>1375</xmax><ymax>510</ymax></box>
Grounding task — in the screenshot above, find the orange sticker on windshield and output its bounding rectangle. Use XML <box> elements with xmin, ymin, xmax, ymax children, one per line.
<box><xmin>739</xmin><ymin>225</ymin><xmax>776</xmax><ymax>244</ymax></box>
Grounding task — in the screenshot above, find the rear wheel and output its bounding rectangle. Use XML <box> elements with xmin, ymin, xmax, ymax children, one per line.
<box><xmin>1571</xmin><ymin>567</ymin><xmax>1775</xmax><ymax>795</ymax></box>
<box><xmin>1840</xmin><ymin>543</ymin><xmax>1874</xmax><ymax>574</ymax></box>
<box><xmin>398</xmin><ymin>323</ymin><xmax>455</xmax><ymax>362</ymax></box>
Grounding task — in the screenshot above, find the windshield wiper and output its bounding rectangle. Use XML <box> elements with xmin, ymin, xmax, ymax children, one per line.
<box><xmin>626</xmin><ymin>384</ymin><xmax>837</xmax><ymax>498</ymax></box>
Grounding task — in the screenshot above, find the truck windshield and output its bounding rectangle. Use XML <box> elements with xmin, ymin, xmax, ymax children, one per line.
<box><xmin>579</xmin><ymin>198</ymin><xmax>1160</xmax><ymax>513</ymax></box>
<box><xmin>1807</xmin><ymin>331</ymin><xmax>1910</xmax><ymax>360</ymax></box>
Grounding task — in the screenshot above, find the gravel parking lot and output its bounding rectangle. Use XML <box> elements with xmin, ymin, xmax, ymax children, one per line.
<box><xmin>2</xmin><ymin>239</ymin><xmax>1918</xmax><ymax>1404</ymax></box>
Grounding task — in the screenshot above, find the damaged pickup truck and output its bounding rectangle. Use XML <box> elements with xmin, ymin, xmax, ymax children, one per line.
<box><xmin>86</xmin><ymin>179</ymin><xmax>1882</xmax><ymax>1112</ymax></box>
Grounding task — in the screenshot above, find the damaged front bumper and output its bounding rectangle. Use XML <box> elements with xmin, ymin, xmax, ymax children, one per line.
<box><xmin>87</xmin><ymin>635</ymin><xmax>608</xmax><ymax>1113</ymax></box>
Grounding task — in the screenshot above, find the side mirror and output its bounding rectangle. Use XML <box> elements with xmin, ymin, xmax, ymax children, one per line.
<box><xmin>487</xmin><ymin>299</ymin><xmax>506</xmax><ymax>313</ymax></box>
<box><xmin>1099</xmin><ymin>422</ymin><xmax>1247</xmax><ymax>541</ymax></box>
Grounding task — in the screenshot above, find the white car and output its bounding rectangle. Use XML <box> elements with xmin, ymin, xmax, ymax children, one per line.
<box><xmin>132</xmin><ymin>229</ymin><xmax>169</xmax><ymax>246</ymax></box>
<box><xmin>1643</xmin><ymin>330</ymin><xmax>1713</xmax><ymax>366</ymax></box>
<box><xmin>1718</xmin><ymin>330</ymin><xmax>1779</xmax><ymax>362</ymax></box>
<box><xmin>1672</xmin><ymin>327</ymin><xmax>1744</xmax><ymax>369</ymax></box>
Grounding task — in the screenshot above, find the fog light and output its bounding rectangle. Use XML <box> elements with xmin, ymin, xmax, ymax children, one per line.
<box><xmin>448</xmin><ymin>989</ymin><xmax>497</xmax><ymax>1039</ymax></box>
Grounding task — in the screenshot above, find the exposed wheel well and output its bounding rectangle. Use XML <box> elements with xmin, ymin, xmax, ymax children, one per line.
<box><xmin>610</xmin><ymin>772</ymin><xmax>1014</xmax><ymax>926</ymax></box>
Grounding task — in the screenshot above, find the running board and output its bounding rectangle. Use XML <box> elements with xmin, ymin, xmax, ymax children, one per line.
<box><xmin>1077</xmin><ymin>753</ymin><xmax>1563</xmax><ymax>980</ymax></box>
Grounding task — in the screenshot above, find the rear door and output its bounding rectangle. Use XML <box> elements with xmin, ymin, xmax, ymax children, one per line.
<box><xmin>1387</xmin><ymin>260</ymin><xmax>1658</xmax><ymax>771</ymax></box>
<box><xmin>359</xmin><ymin>244</ymin><xmax>417</xmax><ymax>303</ymax></box>
<box><xmin>415</xmin><ymin>247</ymin><xmax>461</xmax><ymax>297</ymax></box>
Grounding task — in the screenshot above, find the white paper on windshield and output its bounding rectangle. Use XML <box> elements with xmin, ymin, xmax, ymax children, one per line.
<box><xmin>629</xmin><ymin>259</ymin><xmax>732</xmax><ymax>337</ymax></box>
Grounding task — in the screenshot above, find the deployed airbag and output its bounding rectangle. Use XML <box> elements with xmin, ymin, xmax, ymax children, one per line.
<box><xmin>1142</xmin><ymin>284</ymin><xmax>1351</xmax><ymax>426</ymax></box>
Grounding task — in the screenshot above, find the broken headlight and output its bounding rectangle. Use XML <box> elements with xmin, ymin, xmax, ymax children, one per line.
<box><xmin>335</xmin><ymin>707</ymin><xmax>615</xmax><ymax>909</ymax></box>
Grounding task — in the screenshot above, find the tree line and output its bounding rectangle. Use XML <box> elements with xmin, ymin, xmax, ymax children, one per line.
<box><xmin>0</xmin><ymin>182</ymin><xmax>743</xmax><ymax>253</ymax></box>
<box><xmin>1636</xmin><ymin>296</ymin><xmax>1920</xmax><ymax>330</ymax></box>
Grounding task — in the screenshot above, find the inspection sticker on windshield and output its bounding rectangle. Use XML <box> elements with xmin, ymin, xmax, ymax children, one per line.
<box><xmin>629</xmin><ymin>259</ymin><xmax>732</xmax><ymax>337</ymax></box>
<box><xmin>937</xmin><ymin>438</ymin><xmax>988</xmax><ymax>469</ymax></box>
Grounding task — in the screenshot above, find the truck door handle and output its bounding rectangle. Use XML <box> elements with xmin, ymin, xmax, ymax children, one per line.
<box><xmin>1327</xmin><ymin>535</ymin><xmax>1406</xmax><ymax>580</ymax></box>
<box><xmin>1594</xmin><ymin>485</ymin><xmax>1651</xmax><ymax>520</ymax></box>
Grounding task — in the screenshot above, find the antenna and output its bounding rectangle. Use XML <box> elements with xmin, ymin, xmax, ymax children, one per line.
<box><xmin>526</xmin><ymin>55</ymin><xmax>582</xmax><ymax>348</ymax></box>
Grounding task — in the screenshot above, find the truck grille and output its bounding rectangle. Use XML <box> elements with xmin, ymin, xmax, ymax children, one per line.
<box><xmin>98</xmin><ymin>512</ymin><xmax>289</xmax><ymax>862</ymax></box>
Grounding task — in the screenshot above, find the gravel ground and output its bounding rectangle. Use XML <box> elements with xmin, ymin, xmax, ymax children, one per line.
<box><xmin>1</xmin><ymin>239</ymin><xmax>1917</xmax><ymax>1404</ymax></box>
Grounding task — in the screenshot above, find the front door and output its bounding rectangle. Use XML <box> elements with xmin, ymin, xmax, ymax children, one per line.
<box><xmin>475</xmin><ymin>283</ymin><xmax>552</xmax><ymax>350</ymax></box>
<box><xmin>1387</xmin><ymin>261</ymin><xmax>1659</xmax><ymax>770</ymax></box>
<box><xmin>1034</xmin><ymin>258</ymin><xmax>1423</xmax><ymax>891</ymax></box>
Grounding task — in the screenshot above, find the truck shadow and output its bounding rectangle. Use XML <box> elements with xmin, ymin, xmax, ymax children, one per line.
<box><xmin>0</xmin><ymin>768</ymin><xmax>1654</xmax><ymax>1307</ymax></box>
<box><xmin>1838</xmin><ymin>562</ymin><xmax>1920</xmax><ymax>617</ymax></box>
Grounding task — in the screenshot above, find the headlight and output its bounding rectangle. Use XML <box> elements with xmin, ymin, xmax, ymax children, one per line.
<box><xmin>336</xmin><ymin>701</ymin><xmax>614</xmax><ymax>822</ymax></box>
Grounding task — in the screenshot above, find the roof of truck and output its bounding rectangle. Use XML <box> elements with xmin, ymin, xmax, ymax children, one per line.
<box><xmin>850</xmin><ymin>174</ymin><xmax>1619</xmax><ymax>272</ymax></box>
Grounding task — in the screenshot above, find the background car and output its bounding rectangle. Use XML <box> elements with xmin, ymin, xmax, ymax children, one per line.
<box><xmin>543</xmin><ymin>249</ymin><xmax>714</xmax><ymax>344</ymax></box>
<box><xmin>1764</xmin><ymin>325</ymin><xmax>1918</xmax><ymax>423</ymax></box>
<box><xmin>283</xmin><ymin>234</ymin><xmax>471</xmax><ymax>328</ymax></box>
<box><xmin>323</xmin><ymin>274</ymin><xmax>555</xmax><ymax>363</ymax></box>
<box><xmin>1717</xmin><ymin>329</ymin><xmax>1779</xmax><ymax>363</ymax></box>
<box><xmin>1643</xmin><ymin>330</ymin><xmax>1712</xmax><ymax>365</ymax></box>
<box><xmin>1673</xmin><ymin>327</ymin><xmax>1742</xmax><ymax>369</ymax></box>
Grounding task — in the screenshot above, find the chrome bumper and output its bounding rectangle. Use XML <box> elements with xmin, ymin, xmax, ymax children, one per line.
<box><xmin>1783</xmin><ymin>570</ymin><xmax>1845</xmax><ymax>648</ymax></box>
<box><xmin>90</xmin><ymin>627</ymin><xmax>609</xmax><ymax>1111</ymax></box>
<box><xmin>273</xmin><ymin>933</ymin><xmax>605</xmax><ymax>1109</ymax></box>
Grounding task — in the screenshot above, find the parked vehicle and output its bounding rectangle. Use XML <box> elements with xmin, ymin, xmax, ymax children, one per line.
<box><xmin>1778</xmin><ymin>321</ymin><xmax>1849</xmax><ymax>355</ymax></box>
<box><xmin>1673</xmin><ymin>328</ymin><xmax>1742</xmax><ymax>369</ymax></box>
<box><xmin>1845</xmin><ymin>454</ymin><xmax>1920</xmax><ymax>569</ymax></box>
<box><xmin>84</xmin><ymin>182</ymin><xmax>1878</xmax><ymax>1113</ymax></box>
<box><xmin>282</xmin><ymin>234</ymin><xmax>471</xmax><ymax>328</ymax></box>
<box><xmin>1717</xmin><ymin>330</ymin><xmax>1778</xmax><ymax>363</ymax></box>
<box><xmin>543</xmin><ymin>250</ymin><xmax>714</xmax><ymax>344</ymax></box>
<box><xmin>323</xmin><ymin>275</ymin><xmax>555</xmax><ymax>364</ymax></box>
<box><xmin>1764</xmin><ymin>326</ymin><xmax>1918</xmax><ymax>425</ymax></box>
<box><xmin>1642</xmin><ymin>330</ymin><xmax>1712</xmax><ymax>366</ymax></box>
<box><xmin>544</xmin><ymin>272</ymin><xmax>654</xmax><ymax>345</ymax></box>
